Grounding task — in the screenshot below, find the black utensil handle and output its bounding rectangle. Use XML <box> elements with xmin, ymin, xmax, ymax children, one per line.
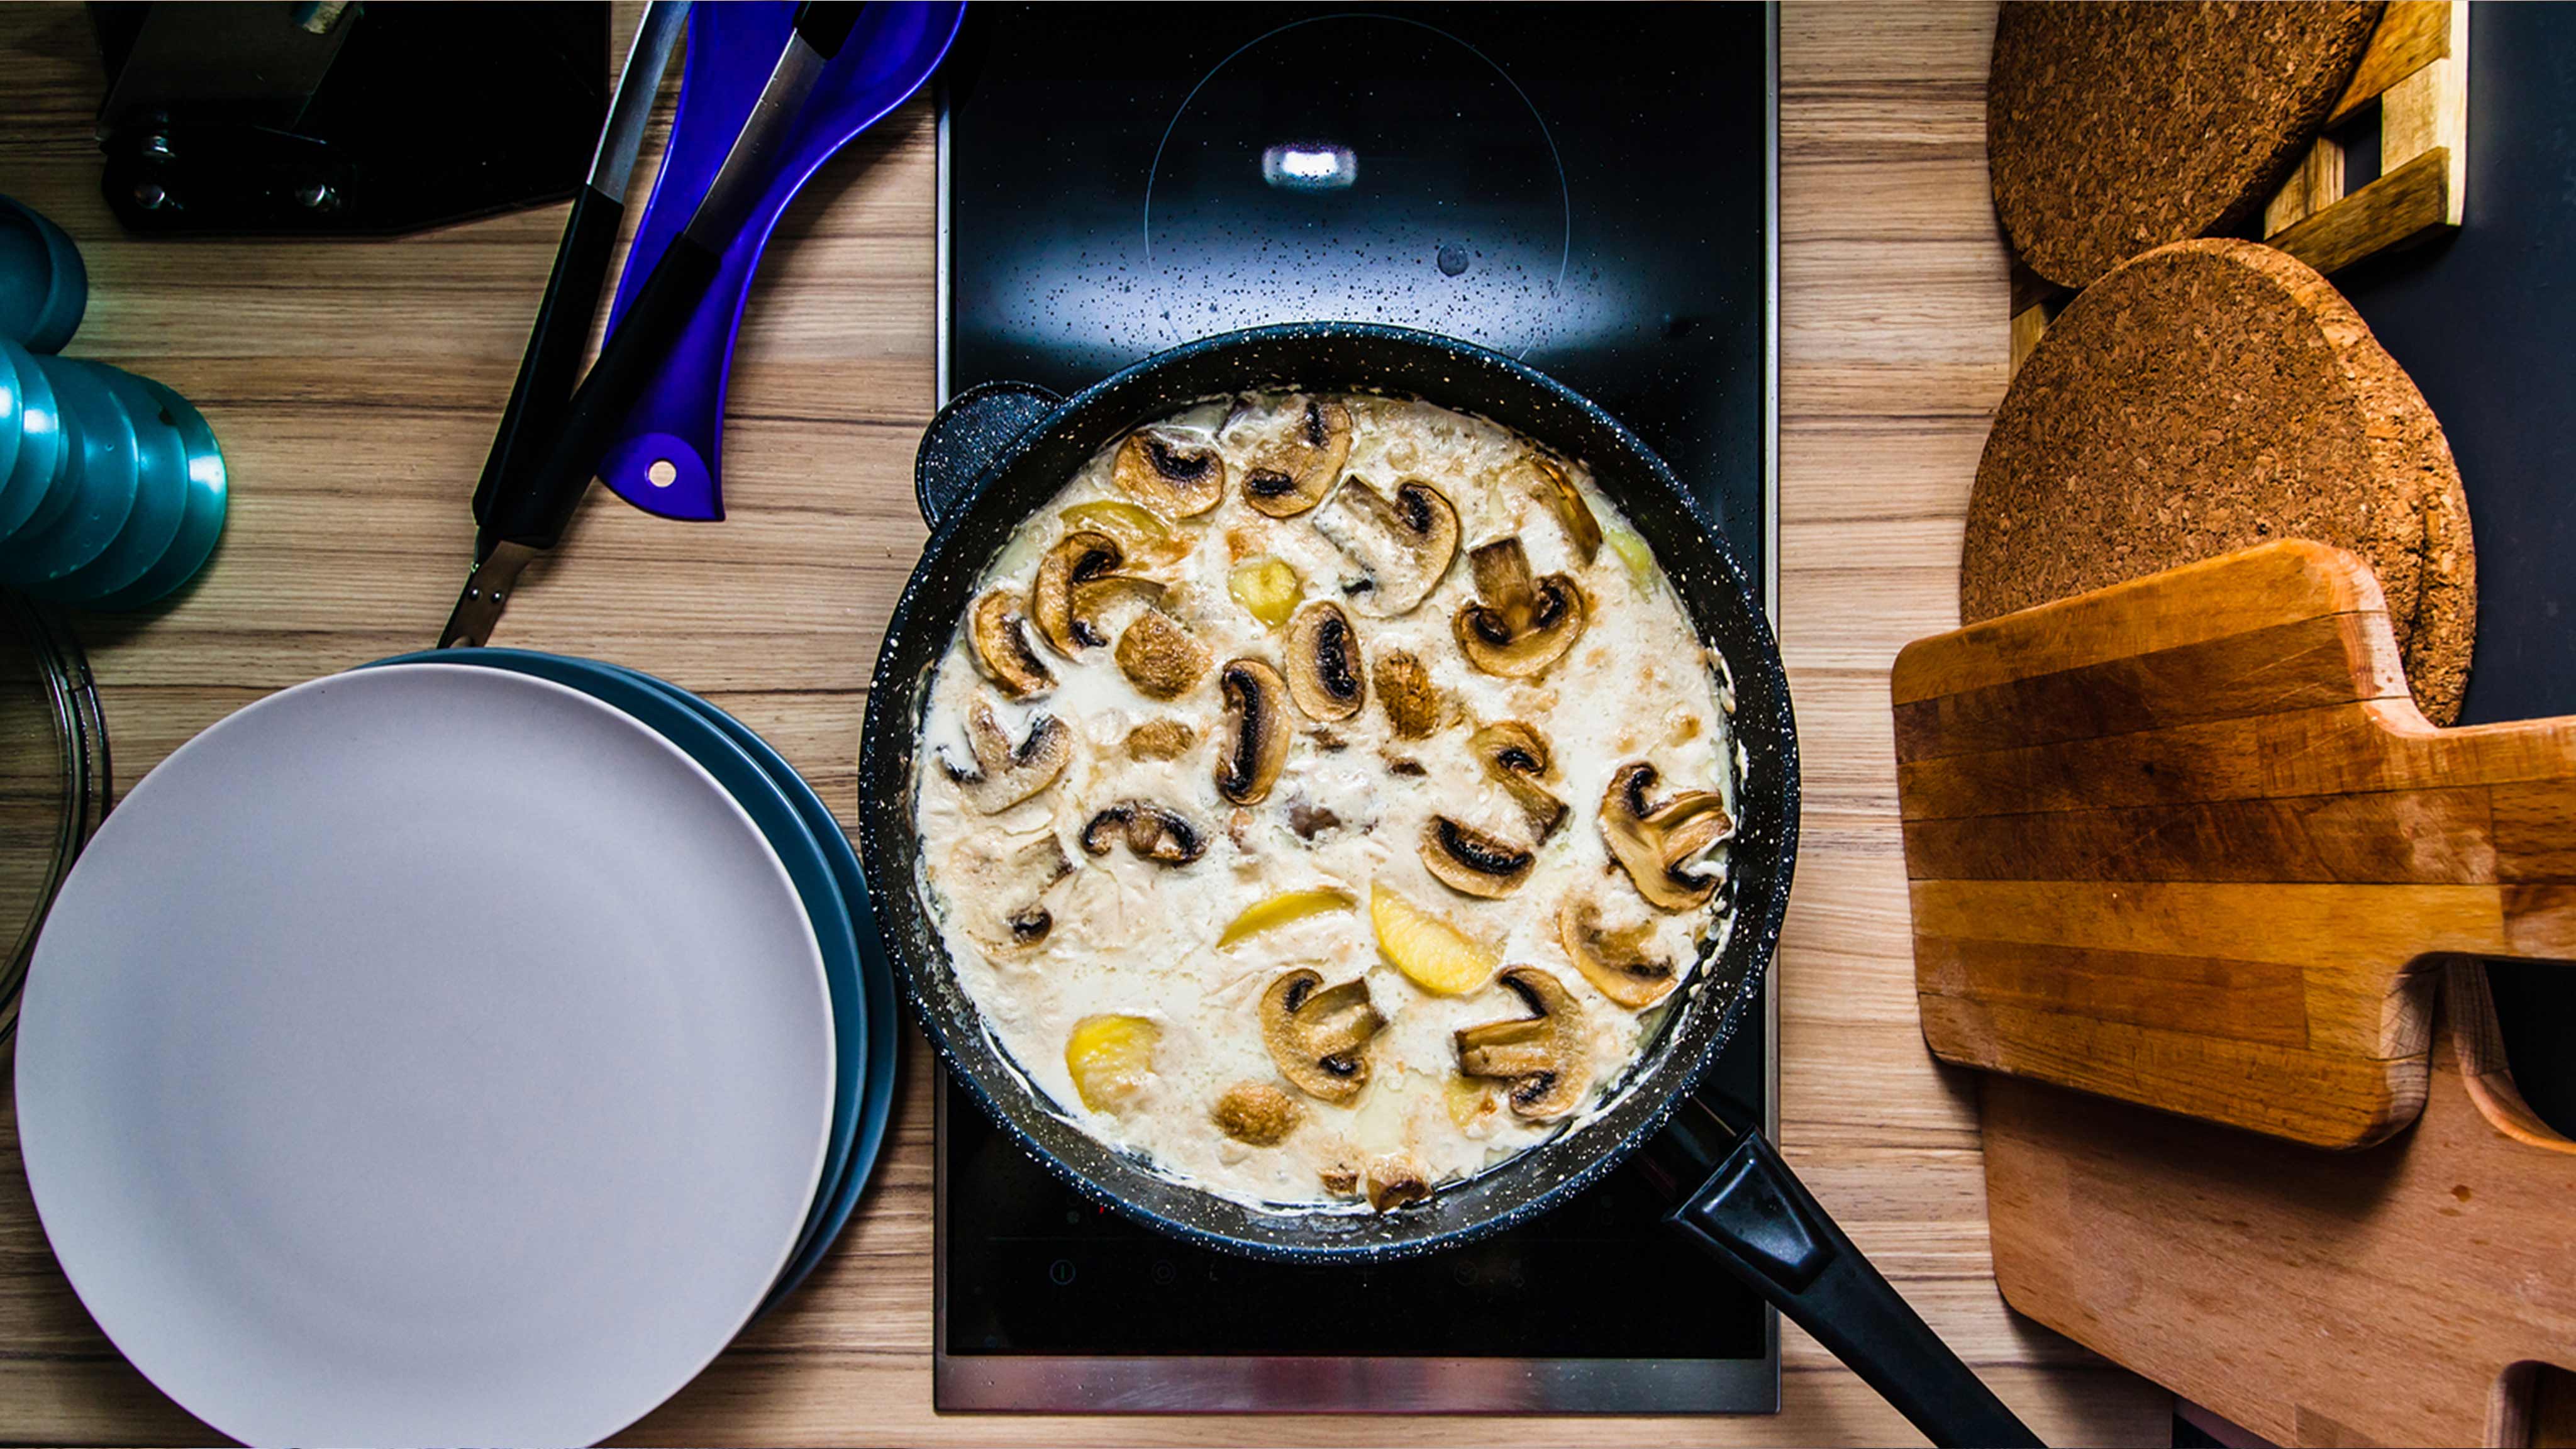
<box><xmin>1663</xmin><ymin>1125</ymin><xmax>2043</xmax><ymax>1448</ymax></box>
<box><xmin>472</xmin><ymin>184</ymin><xmax>625</xmax><ymax>531</ymax></box>
<box><xmin>487</xmin><ymin>231</ymin><xmax>727</xmax><ymax>555</ymax></box>
<box><xmin>794</xmin><ymin>1</ymin><xmax>865</xmax><ymax>59</ymax></box>
<box><xmin>913</xmin><ymin>380</ymin><xmax>1065</xmax><ymax>529</ymax></box>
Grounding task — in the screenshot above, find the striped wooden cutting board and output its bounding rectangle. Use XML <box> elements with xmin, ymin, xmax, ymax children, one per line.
<box><xmin>1895</xmin><ymin>539</ymin><xmax>2576</xmax><ymax>1148</ymax></box>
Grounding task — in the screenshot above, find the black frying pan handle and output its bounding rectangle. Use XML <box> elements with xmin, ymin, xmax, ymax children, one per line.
<box><xmin>1647</xmin><ymin>1099</ymin><xmax>2043</xmax><ymax>1448</ymax></box>
<box><xmin>914</xmin><ymin>380</ymin><xmax>1065</xmax><ymax>530</ymax></box>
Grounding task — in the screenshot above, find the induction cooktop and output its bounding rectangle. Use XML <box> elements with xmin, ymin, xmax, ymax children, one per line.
<box><xmin>934</xmin><ymin>1</ymin><xmax>1779</xmax><ymax>1414</ymax></box>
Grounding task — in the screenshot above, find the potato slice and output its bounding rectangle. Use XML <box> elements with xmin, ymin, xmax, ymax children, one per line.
<box><xmin>1368</xmin><ymin>883</ymin><xmax>1499</xmax><ymax>996</ymax></box>
<box><xmin>1218</xmin><ymin>887</ymin><xmax>1357</xmax><ymax>948</ymax></box>
<box><xmin>1065</xmin><ymin>1014</ymin><xmax>1160</xmax><ymax>1113</ymax></box>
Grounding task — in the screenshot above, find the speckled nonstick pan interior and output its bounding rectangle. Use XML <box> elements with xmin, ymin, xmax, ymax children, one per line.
<box><xmin>858</xmin><ymin>322</ymin><xmax>1797</xmax><ymax>1260</ymax></box>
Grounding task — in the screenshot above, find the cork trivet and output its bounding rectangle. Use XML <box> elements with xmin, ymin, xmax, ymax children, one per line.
<box><xmin>1989</xmin><ymin>1</ymin><xmax>2384</xmax><ymax>291</ymax></box>
<box><xmin>1963</xmin><ymin>238</ymin><xmax>2475</xmax><ymax>724</ymax></box>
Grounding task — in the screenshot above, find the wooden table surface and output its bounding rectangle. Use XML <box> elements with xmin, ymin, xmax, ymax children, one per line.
<box><xmin>0</xmin><ymin>4</ymin><xmax>2173</xmax><ymax>1443</ymax></box>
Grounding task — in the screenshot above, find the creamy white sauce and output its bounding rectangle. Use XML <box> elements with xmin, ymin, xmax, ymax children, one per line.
<box><xmin>912</xmin><ymin>393</ymin><xmax>1738</xmax><ymax>1210</ymax></box>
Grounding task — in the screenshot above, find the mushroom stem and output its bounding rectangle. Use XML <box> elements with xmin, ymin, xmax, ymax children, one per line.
<box><xmin>1455</xmin><ymin>537</ymin><xmax>1587</xmax><ymax>678</ymax></box>
<box><xmin>1453</xmin><ymin>967</ymin><xmax>1591</xmax><ymax>1121</ymax></box>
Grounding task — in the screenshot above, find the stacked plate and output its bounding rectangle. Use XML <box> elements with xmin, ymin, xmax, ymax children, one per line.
<box><xmin>14</xmin><ymin>653</ymin><xmax>893</xmax><ymax>1445</ymax></box>
<box><xmin>0</xmin><ymin>333</ymin><xmax>228</xmax><ymax>614</ymax></box>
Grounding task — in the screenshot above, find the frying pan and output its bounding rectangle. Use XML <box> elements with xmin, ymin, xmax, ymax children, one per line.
<box><xmin>857</xmin><ymin>324</ymin><xmax>2036</xmax><ymax>1446</ymax></box>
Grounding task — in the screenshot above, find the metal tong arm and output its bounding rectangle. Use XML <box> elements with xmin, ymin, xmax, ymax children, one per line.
<box><xmin>443</xmin><ymin>1</ymin><xmax>865</xmax><ymax>648</ymax></box>
<box><xmin>1640</xmin><ymin>1095</ymin><xmax>2045</xmax><ymax>1448</ymax></box>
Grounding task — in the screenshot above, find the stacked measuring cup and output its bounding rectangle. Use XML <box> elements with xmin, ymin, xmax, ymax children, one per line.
<box><xmin>0</xmin><ymin>196</ymin><xmax>226</xmax><ymax>610</ymax></box>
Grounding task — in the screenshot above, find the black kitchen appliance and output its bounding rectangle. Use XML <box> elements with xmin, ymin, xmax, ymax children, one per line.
<box><xmin>931</xmin><ymin>1</ymin><xmax>1786</xmax><ymax>1417</ymax></box>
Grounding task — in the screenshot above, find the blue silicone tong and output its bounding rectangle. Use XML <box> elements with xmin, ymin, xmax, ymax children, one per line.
<box><xmin>595</xmin><ymin>1</ymin><xmax>962</xmax><ymax>523</ymax></box>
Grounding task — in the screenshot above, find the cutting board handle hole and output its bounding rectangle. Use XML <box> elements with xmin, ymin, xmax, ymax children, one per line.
<box><xmin>2447</xmin><ymin>961</ymin><xmax>2576</xmax><ymax>1152</ymax></box>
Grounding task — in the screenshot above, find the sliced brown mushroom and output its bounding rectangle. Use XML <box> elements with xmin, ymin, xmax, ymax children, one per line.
<box><xmin>1453</xmin><ymin>538</ymin><xmax>1587</xmax><ymax>678</ymax></box>
<box><xmin>1080</xmin><ymin>801</ymin><xmax>1206</xmax><ymax>865</ymax></box>
<box><xmin>1312</xmin><ymin>477</ymin><xmax>1460</xmax><ymax>617</ymax></box>
<box><xmin>1525</xmin><ymin>455</ymin><xmax>1603</xmax><ymax>565</ymax></box>
<box><xmin>1283</xmin><ymin>601</ymin><xmax>1365</xmax><ymax>721</ymax></box>
<box><xmin>1319</xmin><ymin>1163</ymin><xmax>1361</xmax><ymax>1197</ymax></box>
<box><xmin>1599</xmin><ymin>762</ymin><xmax>1735</xmax><ymax>912</ymax></box>
<box><xmin>1363</xmin><ymin>1156</ymin><xmax>1432</xmax><ymax>1213</ymax></box>
<box><xmin>969</xmin><ymin>591</ymin><xmax>1054</xmax><ymax>699</ymax></box>
<box><xmin>939</xmin><ymin>696</ymin><xmax>1074</xmax><ymax>814</ymax></box>
<box><xmin>1214</xmin><ymin>658</ymin><xmax>1292</xmax><ymax>805</ymax></box>
<box><xmin>1212</xmin><ymin>1081</ymin><xmax>1302</xmax><ymax>1146</ymax></box>
<box><xmin>1112</xmin><ymin>429</ymin><xmax>1226</xmax><ymax>518</ymax></box>
<box><xmin>946</xmin><ymin>832</ymin><xmax>1074</xmax><ymax>953</ymax></box>
<box><xmin>1373</xmin><ymin>649</ymin><xmax>1441</xmax><ymax>739</ymax></box>
<box><xmin>1558</xmin><ymin>895</ymin><xmax>1681</xmax><ymax>1009</ymax></box>
<box><xmin>1124</xmin><ymin>718</ymin><xmax>1197</xmax><ymax>761</ymax></box>
<box><xmin>1470</xmin><ymin>720</ymin><xmax>1567</xmax><ymax>840</ymax></box>
<box><xmin>1453</xmin><ymin>966</ymin><xmax>1590</xmax><ymax>1121</ymax></box>
<box><xmin>1240</xmin><ymin>397</ymin><xmax>1353</xmax><ymax>518</ymax></box>
<box><xmin>1420</xmin><ymin>816</ymin><xmax>1536</xmax><ymax>899</ymax></box>
<box><xmin>1114</xmin><ymin>608</ymin><xmax>1212</xmax><ymax>699</ymax></box>
<box><xmin>1260</xmin><ymin>968</ymin><xmax>1385</xmax><ymax>1104</ymax></box>
<box><xmin>1032</xmin><ymin>530</ymin><xmax>1165</xmax><ymax>657</ymax></box>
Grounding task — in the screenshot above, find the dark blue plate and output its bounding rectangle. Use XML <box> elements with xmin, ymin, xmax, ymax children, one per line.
<box><xmin>372</xmin><ymin>649</ymin><xmax>867</xmax><ymax>1298</ymax></box>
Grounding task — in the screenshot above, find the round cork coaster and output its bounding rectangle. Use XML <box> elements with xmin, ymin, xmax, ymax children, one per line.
<box><xmin>1963</xmin><ymin>238</ymin><xmax>2475</xmax><ymax>724</ymax></box>
<box><xmin>1989</xmin><ymin>1</ymin><xmax>2385</xmax><ymax>291</ymax></box>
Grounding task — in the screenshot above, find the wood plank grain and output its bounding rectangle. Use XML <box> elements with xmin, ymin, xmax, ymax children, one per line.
<box><xmin>2328</xmin><ymin>0</ymin><xmax>2458</xmax><ymax>122</ymax></box>
<box><xmin>1924</xmin><ymin>996</ymin><xmax>2426</xmax><ymax>1150</ymax></box>
<box><xmin>1898</xmin><ymin>698</ymin><xmax>2576</xmax><ymax>822</ymax></box>
<box><xmin>2272</xmin><ymin>146</ymin><xmax>2454</xmax><ymax>277</ymax></box>
<box><xmin>1892</xmin><ymin>610</ymin><xmax>2407</xmax><ymax>761</ymax></box>
<box><xmin>1983</xmin><ymin>980</ymin><xmax>2576</xmax><ymax>1447</ymax></box>
<box><xmin>1901</xmin><ymin>787</ymin><xmax>2497</xmax><ymax>884</ymax></box>
<box><xmin>1890</xmin><ymin>540</ymin><xmax>2388</xmax><ymax>705</ymax></box>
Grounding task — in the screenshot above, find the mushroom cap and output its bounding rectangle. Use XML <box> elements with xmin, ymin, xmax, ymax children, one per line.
<box><xmin>1123</xmin><ymin>717</ymin><xmax>1197</xmax><ymax>761</ymax></box>
<box><xmin>1312</xmin><ymin>477</ymin><xmax>1460</xmax><ymax>618</ymax></box>
<box><xmin>945</xmin><ymin>831</ymin><xmax>1074</xmax><ymax>952</ymax></box>
<box><xmin>1558</xmin><ymin>894</ymin><xmax>1681</xmax><ymax>1009</ymax></box>
<box><xmin>1283</xmin><ymin>601</ymin><xmax>1366</xmax><ymax>721</ymax></box>
<box><xmin>969</xmin><ymin>590</ymin><xmax>1055</xmax><ymax>699</ymax></box>
<box><xmin>1260</xmin><ymin>968</ymin><xmax>1386</xmax><ymax>1103</ymax></box>
<box><xmin>1240</xmin><ymin>397</ymin><xmax>1353</xmax><ymax>518</ymax></box>
<box><xmin>1114</xmin><ymin>608</ymin><xmax>1213</xmax><ymax>699</ymax></box>
<box><xmin>1033</xmin><ymin>530</ymin><xmax>1161</xmax><ymax>657</ymax></box>
<box><xmin>1419</xmin><ymin>815</ymin><xmax>1536</xmax><ymax>898</ymax></box>
<box><xmin>1526</xmin><ymin>455</ymin><xmax>1604</xmax><ymax>564</ymax></box>
<box><xmin>1113</xmin><ymin>429</ymin><xmax>1226</xmax><ymax>518</ymax></box>
<box><xmin>1214</xmin><ymin>658</ymin><xmax>1292</xmax><ymax>805</ymax></box>
<box><xmin>1080</xmin><ymin>801</ymin><xmax>1207</xmax><ymax>865</ymax></box>
<box><xmin>1470</xmin><ymin>719</ymin><xmax>1568</xmax><ymax>840</ymax></box>
<box><xmin>1599</xmin><ymin>761</ymin><xmax>1735</xmax><ymax>912</ymax></box>
<box><xmin>940</xmin><ymin>696</ymin><xmax>1074</xmax><ymax>814</ymax></box>
<box><xmin>1363</xmin><ymin>1155</ymin><xmax>1432</xmax><ymax>1213</ymax></box>
<box><xmin>1454</xmin><ymin>537</ymin><xmax>1587</xmax><ymax>679</ymax></box>
<box><xmin>1372</xmin><ymin>648</ymin><xmax>1441</xmax><ymax>739</ymax></box>
<box><xmin>1211</xmin><ymin>1080</ymin><xmax>1302</xmax><ymax>1146</ymax></box>
<box><xmin>1453</xmin><ymin>966</ymin><xmax>1590</xmax><ymax>1121</ymax></box>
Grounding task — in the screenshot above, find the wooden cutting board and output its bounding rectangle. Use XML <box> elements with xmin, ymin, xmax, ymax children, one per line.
<box><xmin>1894</xmin><ymin>540</ymin><xmax>2576</xmax><ymax>1149</ymax></box>
<box><xmin>1984</xmin><ymin>967</ymin><xmax>2576</xmax><ymax>1448</ymax></box>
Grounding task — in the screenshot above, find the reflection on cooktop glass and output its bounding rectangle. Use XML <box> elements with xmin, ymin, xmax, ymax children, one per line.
<box><xmin>943</xmin><ymin>1</ymin><xmax>1774</xmax><ymax>588</ymax></box>
<box><xmin>937</xmin><ymin>1</ymin><xmax>1776</xmax><ymax>1412</ymax></box>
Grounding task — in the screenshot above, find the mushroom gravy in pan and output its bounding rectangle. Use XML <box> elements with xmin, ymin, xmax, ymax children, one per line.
<box><xmin>912</xmin><ymin>392</ymin><xmax>1740</xmax><ymax>1211</ymax></box>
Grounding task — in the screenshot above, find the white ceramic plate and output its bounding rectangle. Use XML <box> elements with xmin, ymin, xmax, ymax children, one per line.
<box><xmin>16</xmin><ymin>664</ymin><xmax>832</xmax><ymax>1446</ymax></box>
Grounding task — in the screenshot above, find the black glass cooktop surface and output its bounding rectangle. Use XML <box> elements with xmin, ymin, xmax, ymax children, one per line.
<box><xmin>935</xmin><ymin>1</ymin><xmax>1777</xmax><ymax>1414</ymax></box>
<box><xmin>941</xmin><ymin>0</ymin><xmax>1775</xmax><ymax>596</ymax></box>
